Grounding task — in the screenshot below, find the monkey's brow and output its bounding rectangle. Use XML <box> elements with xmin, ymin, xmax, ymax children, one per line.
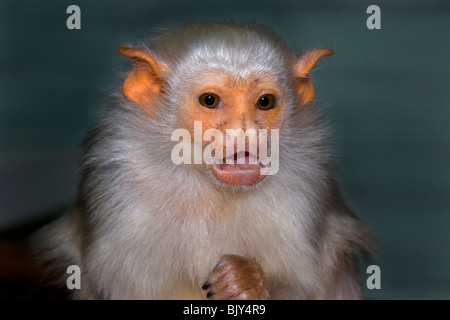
<box><xmin>225</xmin><ymin>75</ymin><xmax>279</xmax><ymax>92</ymax></box>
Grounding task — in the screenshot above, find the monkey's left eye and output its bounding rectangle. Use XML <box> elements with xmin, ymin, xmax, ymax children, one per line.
<box><xmin>256</xmin><ymin>94</ymin><xmax>277</xmax><ymax>110</ymax></box>
<box><xmin>199</xmin><ymin>93</ymin><xmax>220</xmax><ymax>108</ymax></box>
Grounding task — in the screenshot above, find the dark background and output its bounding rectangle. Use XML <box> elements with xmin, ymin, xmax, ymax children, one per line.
<box><xmin>0</xmin><ymin>0</ymin><xmax>449</xmax><ymax>299</ymax></box>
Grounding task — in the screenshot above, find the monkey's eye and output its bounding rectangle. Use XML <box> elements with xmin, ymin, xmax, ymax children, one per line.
<box><xmin>256</xmin><ymin>94</ymin><xmax>276</xmax><ymax>110</ymax></box>
<box><xmin>199</xmin><ymin>93</ymin><xmax>220</xmax><ymax>108</ymax></box>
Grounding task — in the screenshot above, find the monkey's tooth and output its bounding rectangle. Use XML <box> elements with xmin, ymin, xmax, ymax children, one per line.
<box><xmin>260</xmin><ymin>159</ymin><xmax>270</xmax><ymax>168</ymax></box>
<box><xmin>247</xmin><ymin>153</ymin><xmax>258</xmax><ymax>165</ymax></box>
<box><xmin>232</xmin><ymin>152</ymin><xmax>256</xmax><ymax>165</ymax></box>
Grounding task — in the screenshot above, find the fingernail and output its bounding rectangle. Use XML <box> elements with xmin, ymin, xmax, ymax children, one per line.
<box><xmin>202</xmin><ymin>280</ymin><xmax>211</xmax><ymax>290</ymax></box>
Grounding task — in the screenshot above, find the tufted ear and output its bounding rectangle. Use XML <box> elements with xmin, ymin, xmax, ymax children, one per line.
<box><xmin>294</xmin><ymin>48</ymin><xmax>333</xmax><ymax>106</ymax></box>
<box><xmin>118</xmin><ymin>45</ymin><xmax>166</xmax><ymax>115</ymax></box>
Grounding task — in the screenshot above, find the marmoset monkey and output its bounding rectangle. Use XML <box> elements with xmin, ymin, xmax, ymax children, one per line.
<box><xmin>32</xmin><ymin>22</ymin><xmax>373</xmax><ymax>299</ymax></box>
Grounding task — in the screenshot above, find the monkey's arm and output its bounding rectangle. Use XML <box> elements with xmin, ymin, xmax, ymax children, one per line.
<box><xmin>29</xmin><ymin>206</ymin><xmax>86</xmax><ymax>298</ymax></box>
<box><xmin>312</xmin><ymin>205</ymin><xmax>374</xmax><ymax>300</ymax></box>
<box><xmin>313</xmin><ymin>251</ymin><xmax>364</xmax><ymax>299</ymax></box>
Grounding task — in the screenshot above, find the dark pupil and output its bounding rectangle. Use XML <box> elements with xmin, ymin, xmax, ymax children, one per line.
<box><xmin>204</xmin><ymin>95</ymin><xmax>216</xmax><ymax>105</ymax></box>
<box><xmin>259</xmin><ymin>96</ymin><xmax>270</xmax><ymax>107</ymax></box>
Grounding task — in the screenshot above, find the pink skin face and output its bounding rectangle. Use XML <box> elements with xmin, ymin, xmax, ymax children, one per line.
<box><xmin>178</xmin><ymin>73</ymin><xmax>285</xmax><ymax>186</ymax></box>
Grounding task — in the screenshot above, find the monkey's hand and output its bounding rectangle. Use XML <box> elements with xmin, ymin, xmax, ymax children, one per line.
<box><xmin>202</xmin><ymin>254</ymin><xmax>269</xmax><ymax>300</ymax></box>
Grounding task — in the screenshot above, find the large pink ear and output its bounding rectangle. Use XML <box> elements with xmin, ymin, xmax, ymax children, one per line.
<box><xmin>294</xmin><ymin>48</ymin><xmax>333</xmax><ymax>106</ymax></box>
<box><xmin>118</xmin><ymin>45</ymin><xmax>165</xmax><ymax>115</ymax></box>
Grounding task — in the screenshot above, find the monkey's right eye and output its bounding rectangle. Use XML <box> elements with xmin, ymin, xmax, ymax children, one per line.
<box><xmin>199</xmin><ymin>93</ymin><xmax>220</xmax><ymax>108</ymax></box>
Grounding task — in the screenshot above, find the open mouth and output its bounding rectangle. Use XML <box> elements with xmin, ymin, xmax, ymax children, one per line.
<box><xmin>211</xmin><ymin>151</ymin><xmax>269</xmax><ymax>186</ymax></box>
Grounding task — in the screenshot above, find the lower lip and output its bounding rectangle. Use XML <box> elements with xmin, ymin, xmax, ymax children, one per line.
<box><xmin>211</xmin><ymin>156</ymin><xmax>267</xmax><ymax>186</ymax></box>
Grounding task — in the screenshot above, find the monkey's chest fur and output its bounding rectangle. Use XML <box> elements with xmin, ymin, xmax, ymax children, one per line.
<box><xmin>78</xmin><ymin>182</ymin><xmax>320</xmax><ymax>299</ymax></box>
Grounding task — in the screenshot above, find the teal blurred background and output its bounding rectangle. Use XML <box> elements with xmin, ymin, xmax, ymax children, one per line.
<box><xmin>0</xmin><ymin>0</ymin><xmax>449</xmax><ymax>299</ymax></box>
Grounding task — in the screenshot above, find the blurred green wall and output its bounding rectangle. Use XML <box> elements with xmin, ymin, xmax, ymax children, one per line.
<box><xmin>0</xmin><ymin>0</ymin><xmax>449</xmax><ymax>299</ymax></box>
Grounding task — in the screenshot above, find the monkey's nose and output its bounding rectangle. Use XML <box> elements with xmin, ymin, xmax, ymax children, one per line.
<box><xmin>225</xmin><ymin>113</ymin><xmax>259</xmax><ymax>132</ymax></box>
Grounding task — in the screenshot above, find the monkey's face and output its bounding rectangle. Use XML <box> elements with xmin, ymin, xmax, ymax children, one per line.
<box><xmin>118</xmin><ymin>42</ymin><xmax>332</xmax><ymax>188</ymax></box>
<box><xmin>177</xmin><ymin>71</ymin><xmax>287</xmax><ymax>186</ymax></box>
